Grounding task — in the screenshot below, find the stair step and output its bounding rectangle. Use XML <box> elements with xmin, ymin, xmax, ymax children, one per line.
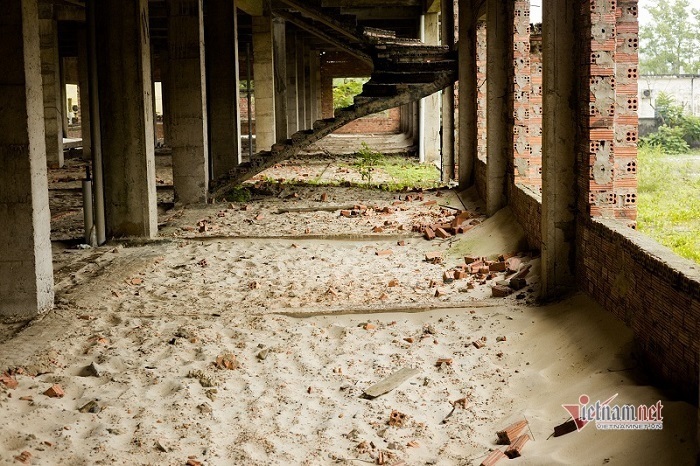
<box><xmin>353</xmin><ymin>96</ymin><xmax>379</xmax><ymax>106</ymax></box>
<box><xmin>371</xmin><ymin>70</ymin><xmax>445</xmax><ymax>84</ymax></box>
<box><xmin>361</xmin><ymin>26</ymin><xmax>396</xmax><ymax>39</ymax></box>
<box><xmin>313</xmin><ymin>117</ymin><xmax>337</xmax><ymax>131</ymax></box>
<box><xmin>377</xmin><ymin>44</ymin><xmax>450</xmax><ymax>54</ymax></box>
<box><xmin>361</xmin><ymin>82</ymin><xmax>426</xmax><ymax>98</ymax></box>
<box><xmin>374</xmin><ymin>59</ymin><xmax>458</xmax><ymax>72</ymax></box>
<box><xmin>291</xmin><ymin>129</ymin><xmax>314</xmax><ymax>142</ymax></box>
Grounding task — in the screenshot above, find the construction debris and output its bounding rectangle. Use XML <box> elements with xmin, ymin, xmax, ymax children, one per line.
<box><xmin>497</xmin><ymin>420</ymin><xmax>529</xmax><ymax>445</ymax></box>
<box><xmin>505</xmin><ymin>434</ymin><xmax>531</xmax><ymax>458</ymax></box>
<box><xmin>553</xmin><ymin>419</ymin><xmax>579</xmax><ymax>437</ymax></box>
<box><xmin>388</xmin><ymin>410</ymin><xmax>408</xmax><ymax>427</ymax></box>
<box><xmin>362</xmin><ymin>367</ymin><xmax>420</xmax><ymax>399</ymax></box>
<box><xmin>479</xmin><ymin>449</ymin><xmax>507</xmax><ymax>466</ymax></box>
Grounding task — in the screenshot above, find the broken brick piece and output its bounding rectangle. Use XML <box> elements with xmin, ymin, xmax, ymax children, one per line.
<box><xmin>435</xmin><ymin>358</ymin><xmax>453</xmax><ymax>366</ymax></box>
<box><xmin>376</xmin><ymin>249</ymin><xmax>393</xmax><ymax>257</ymax></box>
<box><xmin>489</xmin><ymin>262</ymin><xmax>507</xmax><ymax>272</ymax></box>
<box><xmin>443</xmin><ymin>270</ymin><xmax>455</xmax><ymax>283</ymax></box>
<box><xmin>363</xmin><ymin>323</ymin><xmax>376</xmax><ymax>330</ymax></box>
<box><xmin>185</xmin><ymin>460</ymin><xmax>202</xmax><ymax>466</ymax></box>
<box><xmin>472</xmin><ymin>340</ymin><xmax>485</xmax><ymax>349</ymax></box>
<box><xmin>553</xmin><ymin>419</ymin><xmax>579</xmax><ymax>437</ymax></box>
<box><xmin>452</xmin><ymin>212</ymin><xmax>471</xmax><ymax>228</ymax></box>
<box><xmin>505</xmin><ymin>434</ymin><xmax>531</xmax><ymax>458</ymax></box>
<box><xmin>498</xmin><ymin>252</ymin><xmax>516</xmax><ymax>262</ymax></box>
<box><xmin>14</xmin><ymin>451</ymin><xmax>32</xmax><ymax>464</ymax></box>
<box><xmin>479</xmin><ymin>449</ymin><xmax>507</xmax><ymax>466</ymax></box>
<box><xmin>510</xmin><ymin>277</ymin><xmax>527</xmax><ymax>290</ymax></box>
<box><xmin>425</xmin><ymin>251</ymin><xmax>443</xmax><ymax>264</ymax></box>
<box><xmin>497</xmin><ymin>420</ymin><xmax>529</xmax><ymax>445</ymax></box>
<box><xmin>424</xmin><ymin>227</ymin><xmax>436</xmax><ymax>240</ymax></box>
<box><xmin>320</xmin><ymin>192</ymin><xmax>328</xmax><ymax>202</ymax></box>
<box><xmin>340</xmin><ymin>210</ymin><xmax>352</xmax><ymax>218</ymax></box>
<box><xmin>0</xmin><ymin>373</ymin><xmax>18</xmax><ymax>390</ymax></box>
<box><xmin>434</xmin><ymin>288</ymin><xmax>447</xmax><ymax>297</ymax></box>
<box><xmin>44</xmin><ymin>384</ymin><xmax>64</xmax><ymax>398</ymax></box>
<box><xmin>469</xmin><ymin>261</ymin><xmax>484</xmax><ymax>274</ymax></box>
<box><xmin>422</xmin><ymin>200</ymin><xmax>437</xmax><ymax>206</ymax></box>
<box><xmin>465</xmin><ymin>256</ymin><xmax>479</xmax><ymax>264</ymax></box>
<box><xmin>397</xmin><ymin>240</ymin><xmax>406</xmax><ymax>246</ymax></box>
<box><xmin>372</xmin><ymin>226</ymin><xmax>385</xmax><ymax>233</ymax></box>
<box><xmin>435</xmin><ymin>228</ymin><xmax>452</xmax><ymax>239</ymax></box>
<box><xmin>389</xmin><ymin>410</ymin><xmax>408</xmax><ymax>427</ymax></box>
<box><xmin>506</xmin><ymin>257</ymin><xmax>522</xmax><ymax>273</ymax></box>
<box><xmin>214</xmin><ymin>353</ymin><xmax>239</xmax><ymax>370</ymax></box>
<box><xmin>479</xmin><ymin>266</ymin><xmax>490</xmax><ymax>275</ymax></box>
<box><xmin>492</xmin><ymin>285</ymin><xmax>513</xmax><ymax>298</ymax></box>
<box><xmin>512</xmin><ymin>264</ymin><xmax>532</xmax><ymax>280</ymax></box>
<box><xmin>388</xmin><ymin>279</ymin><xmax>399</xmax><ymax>287</ymax></box>
<box><xmin>454</xmin><ymin>270</ymin><xmax>467</xmax><ymax>280</ymax></box>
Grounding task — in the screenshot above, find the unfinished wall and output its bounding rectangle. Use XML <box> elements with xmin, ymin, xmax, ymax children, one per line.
<box><xmin>334</xmin><ymin>108</ymin><xmax>401</xmax><ymax>134</ymax></box>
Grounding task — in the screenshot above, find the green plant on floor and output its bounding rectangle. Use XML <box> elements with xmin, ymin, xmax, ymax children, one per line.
<box><xmin>219</xmin><ymin>185</ymin><xmax>251</xmax><ymax>203</ymax></box>
<box><xmin>353</xmin><ymin>143</ymin><xmax>384</xmax><ymax>185</ymax></box>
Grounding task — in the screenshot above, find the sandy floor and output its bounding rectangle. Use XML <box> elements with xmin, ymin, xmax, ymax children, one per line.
<box><xmin>0</xmin><ymin>157</ymin><xmax>697</xmax><ymax>465</ymax></box>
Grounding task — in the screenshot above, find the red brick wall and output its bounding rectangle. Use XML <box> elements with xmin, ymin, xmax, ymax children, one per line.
<box><xmin>509</xmin><ymin>184</ymin><xmax>542</xmax><ymax>250</ymax></box>
<box><xmin>578</xmin><ymin>218</ymin><xmax>700</xmax><ymax>400</ymax></box>
<box><xmin>334</xmin><ymin>108</ymin><xmax>401</xmax><ymax>134</ymax></box>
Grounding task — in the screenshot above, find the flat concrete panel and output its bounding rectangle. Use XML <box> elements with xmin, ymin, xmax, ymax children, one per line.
<box><xmin>96</xmin><ymin>0</ymin><xmax>158</xmax><ymax>238</ymax></box>
<box><xmin>0</xmin><ymin>0</ymin><xmax>54</xmax><ymax>320</ymax></box>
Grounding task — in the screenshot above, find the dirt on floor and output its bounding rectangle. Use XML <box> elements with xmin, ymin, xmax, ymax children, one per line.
<box><xmin>0</xmin><ymin>154</ymin><xmax>696</xmax><ymax>465</ymax></box>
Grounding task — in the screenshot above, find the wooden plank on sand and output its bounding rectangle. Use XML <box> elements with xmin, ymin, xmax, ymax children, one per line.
<box><xmin>362</xmin><ymin>367</ymin><xmax>420</xmax><ymax>399</ymax></box>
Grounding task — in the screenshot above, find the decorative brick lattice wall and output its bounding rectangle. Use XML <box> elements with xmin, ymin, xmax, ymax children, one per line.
<box><xmin>511</xmin><ymin>1</ymin><xmax>531</xmax><ymax>187</ymax></box>
<box><xmin>527</xmin><ymin>26</ymin><xmax>542</xmax><ymax>193</ymax></box>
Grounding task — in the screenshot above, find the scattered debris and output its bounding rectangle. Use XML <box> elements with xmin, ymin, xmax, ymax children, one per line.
<box><xmin>435</xmin><ymin>358</ymin><xmax>453</xmax><ymax>366</ymax></box>
<box><xmin>14</xmin><ymin>451</ymin><xmax>32</xmax><ymax>464</ymax></box>
<box><xmin>388</xmin><ymin>410</ymin><xmax>408</xmax><ymax>427</ymax></box>
<box><xmin>43</xmin><ymin>384</ymin><xmax>64</xmax><ymax>398</ymax></box>
<box><xmin>497</xmin><ymin>420</ymin><xmax>529</xmax><ymax>445</ymax></box>
<box><xmin>0</xmin><ymin>373</ymin><xmax>18</xmax><ymax>389</ymax></box>
<box><xmin>505</xmin><ymin>434</ymin><xmax>531</xmax><ymax>458</ymax></box>
<box><xmin>362</xmin><ymin>367</ymin><xmax>420</xmax><ymax>399</ymax></box>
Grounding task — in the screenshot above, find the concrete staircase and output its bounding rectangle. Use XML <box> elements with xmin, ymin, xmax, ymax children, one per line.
<box><xmin>211</xmin><ymin>1</ymin><xmax>457</xmax><ymax>197</ymax></box>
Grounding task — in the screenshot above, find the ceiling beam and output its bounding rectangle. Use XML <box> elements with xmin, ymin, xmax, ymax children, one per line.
<box><xmin>277</xmin><ymin>0</ymin><xmax>359</xmax><ymax>42</ymax></box>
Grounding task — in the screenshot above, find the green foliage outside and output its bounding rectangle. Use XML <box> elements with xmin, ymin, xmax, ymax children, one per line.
<box><xmin>333</xmin><ymin>78</ymin><xmax>368</xmax><ymax>110</ymax></box>
<box><xmin>640</xmin><ymin>93</ymin><xmax>700</xmax><ymax>153</ymax></box>
<box><xmin>637</xmin><ymin>145</ymin><xmax>700</xmax><ymax>263</ymax></box>
<box><xmin>639</xmin><ymin>0</ymin><xmax>700</xmax><ymax>75</ymax></box>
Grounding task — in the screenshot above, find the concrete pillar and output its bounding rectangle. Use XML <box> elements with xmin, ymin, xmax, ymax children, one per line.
<box><xmin>205</xmin><ymin>0</ymin><xmax>242</xmax><ymax>178</ymax></box>
<box><xmin>304</xmin><ymin>44</ymin><xmax>312</xmax><ymax>128</ymax></box>
<box><xmin>441</xmin><ymin>0</ymin><xmax>456</xmax><ymax>181</ymax></box>
<box><xmin>0</xmin><ymin>0</ymin><xmax>54</xmax><ymax>320</ymax></box>
<box><xmin>252</xmin><ymin>14</ymin><xmax>276</xmax><ymax>150</ymax></box>
<box><xmin>310</xmin><ymin>50</ymin><xmax>322</xmax><ymax>124</ymax></box>
<box><xmin>458</xmin><ymin>0</ymin><xmax>478</xmax><ymax>188</ymax></box>
<box><xmin>297</xmin><ymin>37</ymin><xmax>307</xmax><ymax>129</ymax></box>
<box><xmin>421</xmin><ymin>12</ymin><xmax>441</xmax><ymax>165</ymax></box>
<box><xmin>540</xmin><ymin>0</ymin><xmax>577</xmax><ymax>297</ymax></box>
<box><xmin>273</xmin><ymin>18</ymin><xmax>288</xmax><ymax>142</ymax></box>
<box><xmin>77</xmin><ymin>30</ymin><xmax>92</xmax><ymax>160</ymax></box>
<box><xmin>38</xmin><ymin>4</ymin><xmax>63</xmax><ymax>168</ymax></box>
<box><xmin>286</xmin><ymin>30</ymin><xmax>300</xmax><ymax>134</ymax></box>
<box><xmin>485</xmin><ymin>0</ymin><xmax>509</xmax><ymax>215</ymax></box>
<box><xmin>159</xmin><ymin>49</ymin><xmax>171</xmax><ymax>147</ymax></box>
<box><xmin>95</xmin><ymin>0</ymin><xmax>158</xmax><ymax>238</ymax></box>
<box><xmin>168</xmin><ymin>0</ymin><xmax>209</xmax><ymax>204</ymax></box>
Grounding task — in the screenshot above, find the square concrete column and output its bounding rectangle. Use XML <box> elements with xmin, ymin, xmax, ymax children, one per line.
<box><xmin>441</xmin><ymin>0</ymin><xmax>456</xmax><ymax>181</ymax></box>
<box><xmin>205</xmin><ymin>0</ymin><xmax>242</xmax><ymax>179</ymax></box>
<box><xmin>168</xmin><ymin>0</ymin><xmax>209</xmax><ymax>204</ymax></box>
<box><xmin>296</xmin><ymin>37</ymin><xmax>307</xmax><ymax>130</ymax></box>
<box><xmin>485</xmin><ymin>0</ymin><xmax>510</xmax><ymax>215</ymax></box>
<box><xmin>252</xmin><ymin>14</ymin><xmax>276</xmax><ymax>151</ymax></box>
<box><xmin>77</xmin><ymin>31</ymin><xmax>91</xmax><ymax>161</ymax></box>
<box><xmin>95</xmin><ymin>0</ymin><xmax>158</xmax><ymax>238</ymax></box>
<box><xmin>540</xmin><ymin>0</ymin><xmax>577</xmax><ymax>297</ymax></box>
<box><xmin>286</xmin><ymin>30</ymin><xmax>300</xmax><ymax>135</ymax></box>
<box><xmin>273</xmin><ymin>18</ymin><xmax>289</xmax><ymax>142</ymax></box>
<box><xmin>38</xmin><ymin>4</ymin><xmax>63</xmax><ymax>168</ymax></box>
<box><xmin>420</xmin><ymin>12</ymin><xmax>441</xmax><ymax>165</ymax></box>
<box><xmin>303</xmin><ymin>44</ymin><xmax>313</xmax><ymax>128</ymax></box>
<box><xmin>309</xmin><ymin>50</ymin><xmax>322</xmax><ymax>124</ymax></box>
<box><xmin>0</xmin><ymin>0</ymin><xmax>54</xmax><ymax>320</ymax></box>
<box><xmin>458</xmin><ymin>0</ymin><xmax>478</xmax><ymax>188</ymax></box>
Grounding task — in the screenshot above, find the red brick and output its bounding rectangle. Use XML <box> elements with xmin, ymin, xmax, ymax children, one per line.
<box><xmin>425</xmin><ymin>251</ymin><xmax>443</xmax><ymax>263</ymax></box>
<box><xmin>497</xmin><ymin>420</ymin><xmax>528</xmax><ymax>445</ymax></box>
<box><xmin>492</xmin><ymin>285</ymin><xmax>513</xmax><ymax>298</ymax></box>
<box><xmin>44</xmin><ymin>384</ymin><xmax>64</xmax><ymax>398</ymax></box>
<box><xmin>480</xmin><ymin>449</ymin><xmax>507</xmax><ymax>466</ymax></box>
<box><xmin>506</xmin><ymin>257</ymin><xmax>522</xmax><ymax>273</ymax></box>
<box><xmin>0</xmin><ymin>374</ymin><xmax>18</xmax><ymax>390</ymax></box>
<box><xmin>435</xmin><ymin>228</ymin><xmax>452</xmax><ymax>239</ymax></box>
<box><xmin>376</xmin><ymin>249</ymin><xmax>393</xmax><ymax>257</ymax></box>
<box><xmin>443</xmin><ymin>270</ymin><xmax>455</xmax><ymax>283</ymax></box>
<box><xmin>489</xmin><ymin>262</ymin><xmax>507</xmax><ymax>272</ymax></box>
<box><xmin>505</xmin><ymin>434</ymin><xmax>530</xmax><ymax>458</ymax></box>
<box><xmin>424</xmin><ymin>227</ymin><xmax>436</xmax><ymax>240</ymax></box>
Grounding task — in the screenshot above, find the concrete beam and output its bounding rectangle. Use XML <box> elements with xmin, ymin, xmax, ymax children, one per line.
<box><xmin>541</xmin><ymin>0</ymin><xmax>577</xmax><ymax>297</ymax></box>
<box><xmin>95</xmin><ymin>0</ymin><xmax>158</xmax><ymax>238</ymax></box>
<box><xmin>168</xmin><ymin>0</ymin><xmax>209</xmax><ymax>204</ymax></box>
<box><xmin>206</xmin><ymin>0</ymin><xmax>242</xmax><ymax>179</ymax></box>
<box><xmin>236</xmin><ymin>0</ymin><xmax>264</xmax><ymax>16</ymax></box>
<box><xmin>0</xmin><ymin>0</ymin><xmax>54</xmax><ymax>320</ymax></box>
<box><xmin>458</xmin><ymin>0</ymin><xmax>478</xmax><ymax>188</ymax></box>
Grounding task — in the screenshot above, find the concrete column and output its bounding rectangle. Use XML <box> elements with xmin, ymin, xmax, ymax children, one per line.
<box><xmin>286</xmin><ymin>30</ymin><xmax>300</xmax><ymax>134</ymax></box>
<box><xmin>541</xmin><ymin>0</ymin><xmax>577</xmax><ymax>297</ymax></box>
<box><xmin>0</xmin><ymin>0</ymin><xmax>54</xmax><ymax>320</ymax></box>
<box><xmin>441</xmin><ymin>0</ymin><xmax>455</xmax><ymax>181</ymax></box>
<box><xmin>310</xmin><ymin>50</ymin><xmax>322</xmax><ymax>124</ymax></box>
<box><xmin>421</xmin><ymin>12</ymin><xmax>441</xmax><ymax>165</ymax></box>
<box><xmin>95</xmin><ymin>0</ymin><xmax>158</xmax><ymax>238</ymax></box>
<box><xmin>296</xmin><ymin>37</ymin><xmax>307</xmax><ymax>129</ymax></box>
<box><xmin>205</xmin><ymin>0</ymin><xmax>242</xmax><ymax>178</ymax></box>
<box><xmin>273</xmin><ymin>18</ymin><xmax>288</xmax><ymax>142</ymax></box>
<box><xmin>77</xmin><ymin>30</ymin><xmax>92</xmax><ymax>160</ymax></box>
<box><xmin>485</xmin><ymin>0</ymin><xmax>509</xmax><ymax>215</ymax></box>
<box><xmin>159</xmin><ymin>49</ymin><xmax>171</xmax><ymax>147</ymax></box>
<box><xmin>252</xmin><ymin>14</ymin><xmax>276</xmax><ymax>150</ymax></box>
<box><xmin>38</xmin><ymin>4</ymin><xmax>63</xmax><ymax>168</ymax></box>
<box><xmin>168</xmin><ymin>0</ymin><xmax>209</xmax><ymax>204</ymax></box>
<box><xmin>458</xmin><ymin>0</ymin><xmax>478</xmax><ymax>188</ymax></box>
<box><xmin>304</xmin><ymin>44</ymin><xmax>312</xmax><ymax>128</ymax></box>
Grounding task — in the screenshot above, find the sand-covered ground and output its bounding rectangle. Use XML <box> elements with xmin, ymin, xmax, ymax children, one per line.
<box><xmin>0</xmin><ymin>155</ymin><xmax>697</xmax><ymax>465</ymax></box>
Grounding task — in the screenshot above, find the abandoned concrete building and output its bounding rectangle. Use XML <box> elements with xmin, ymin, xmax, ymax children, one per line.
<box><xmin>1</xmin><ymin>0</ymin><xmax>699</xmax><ymax>463</ymax></box>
